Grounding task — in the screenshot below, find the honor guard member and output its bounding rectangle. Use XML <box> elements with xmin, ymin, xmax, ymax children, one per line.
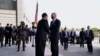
<box><xmin>17</xmin><ymin>21</ymin><xmax>26</xmax><ymax>52</ymax></box>
<box><xmin>0</xmin><ymin>23</ymin><xmax>4</xmax><ymax>47</ymax></box>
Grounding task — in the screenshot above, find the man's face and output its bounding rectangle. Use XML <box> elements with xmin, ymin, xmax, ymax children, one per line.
<box><xmin>87</xmin><ymin>26</ymin><xmax>90</xmax><ymax>30</ymax></box>
<box><xmin>26</xmin><ymin>25</ymin><xmax>28</xmax><ymax>28</ymax></box>
<box><xmin>21</xmin><ymin>22</ymin><xmax>25</xmax><ymax>26</ymax></box>
<box><xmin>7</xmin><ymin>24</ymin><xmax>9</xmax><ymax>27</ymax></box>
<box><xmin>72</xmin><ymin>28</ymin><xmax>74</xmax><ymax>31</ymax></box>
<box><xmin>44</xmin><ymin>16</ymin><xmax>48</xmax><ymax>20</ymax></box>
<box><xmin>10</xmin><ymin>24</ymin><xmax>12</xmax><ymax>27</ymax></box>
<box><xmin>82</xmin><ymin>28</ymin><xmax>84</xmax><ymax>31</ymax></box>
<box><xmin>64</xmin><ymin>29</ymin><xmax>67</xmax><ymax>31</ymax></box>
<box><xmin>51</xmin><ymin>13</ymin><xmax>56</xmax><ymax>20</ymax></box>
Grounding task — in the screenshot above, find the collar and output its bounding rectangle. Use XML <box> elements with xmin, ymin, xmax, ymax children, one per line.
<box><xmin>52</xmin><ymin>18</ymin><xmax>57</xmax><ymax>22</ymax></box>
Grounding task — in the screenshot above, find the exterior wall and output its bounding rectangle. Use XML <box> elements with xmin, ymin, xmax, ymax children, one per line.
<box><xmin>17</xmin><ymin>0</ymin><xmax>31</xmax><ymax>26</ymax></box>
<box><xmin>0</xmin><ymin>9</ymin><xmax>16</xmax><ymax>26</ymax></box>
<box><xmin>17</xmin><ymin>0</ymin><xmax>23</xmax><ymax>25</ymax></box>
<box><xmin>0</xmin><ymin>0</ymin><xmax>31</xmax><ymax>27</ymax></box>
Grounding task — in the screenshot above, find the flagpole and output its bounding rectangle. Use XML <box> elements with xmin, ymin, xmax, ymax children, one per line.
<box><xmin>34</xmin><ymin>2</ymin><xmax>38</xmax><ymax>25</ymax></box>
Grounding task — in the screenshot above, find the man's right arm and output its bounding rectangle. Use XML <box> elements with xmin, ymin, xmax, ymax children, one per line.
<box><xmin>45</xmin><ymin>21</ymin><xmax>50</xmax><ymax>34</ymax></box>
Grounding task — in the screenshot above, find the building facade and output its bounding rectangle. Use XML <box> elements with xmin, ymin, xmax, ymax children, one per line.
<box><xmin>0</xmin><ymin>0</ymin><xmax>31</xmax><ymax>27</ymax></box>
<box><xmin>17</xmin><ymin>0</ymin><xmax>31</xmax><ymax>26</ymax></box>
<box><xmin>0</xmin><ymin>0</ymin><xmax>16</xmax><ymax>26</ymax></box>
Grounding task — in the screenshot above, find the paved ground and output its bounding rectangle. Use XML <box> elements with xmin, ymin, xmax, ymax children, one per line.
<box><xmin>59</xmin><ymin>38</ymin><xmax>100</xmax><ymax>56</ymax></box>
<box><xmin>0</xmin><ymin>38</ymin><xmax>100</xmax><ymax>56</ymax></box>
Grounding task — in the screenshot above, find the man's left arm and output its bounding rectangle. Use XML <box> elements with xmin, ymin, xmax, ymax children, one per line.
<box><xmin>55</xmin><ymin>20</ymin><xmax>61</xmax><ymax>32</ymax></box>
<box><xmin>91</xmin><ymin>30</ymin><xmax>94</xmax><ymax>40</ymax></box>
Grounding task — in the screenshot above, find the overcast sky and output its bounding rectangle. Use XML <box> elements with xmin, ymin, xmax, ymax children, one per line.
<box><xmin>23</xmin><ymin>0</ymin><xmax>100</xmax><ymax>29</ymax></box>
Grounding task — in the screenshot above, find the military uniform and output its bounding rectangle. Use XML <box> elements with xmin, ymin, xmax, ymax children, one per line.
<box><xmin>17</xmin><ymin>25</ymin><xmax>26</xmax><ymax>51</ymax></box>
<box><xmin>0</xmin><ymin>26</ymin><xmax>4</xmax><ymax>47</ymax></box>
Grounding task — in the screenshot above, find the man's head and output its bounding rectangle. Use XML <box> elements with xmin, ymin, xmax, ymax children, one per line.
<box><xmin>10</xmin><ymin>24</ymin><xmax>12</xmax><ymax>27</ymax></box>
<box><xmin>64</xmin><ymin>27</ymin><xmax>67</xmax><ymax>31</ymax></box>
<box><xmin>87</xmin><ymin>26</ymin><xmax>90</xmax><ymax>30</ymax></box>
<box><xmin>20</xmin><ymin>21</ymin><xmax>25</xmax><ymax>26</ymax></box>
<box><xmin>7</xmin><ymin>23</ymin><xmax>9</xmax><ymax>27</ymax></box>
<box><xmin>81</xmin><ymin>28</ymin><xmax>84</xmax><ymax>31</ymax></box>
<box><xmin>42</xmin><ymin>13</ymin><xmax>48</xmax><ymax>20</ymax></box>
<box><xmin>13</xmin><ymin>26</ymin><xmax>16</xmax><ymax>28</ymax></box>
<box><xmin>32</xmin><ymin>22</ymin><xmax>35</xmax><ymax>25</ymax></box>
<box><xmin>51</xmin><ymin>12</ymin><xmax>57</xmax><ymax>20</ymax></box>
<box><xmin>26</xmin><ymin>25</ymin><xmax>28</xmax><ymax>28</ymax></box>
<box><xmin>72</xmin><ymin>28</ymin><xmax>74</xmax><ymax>31</ymax></box>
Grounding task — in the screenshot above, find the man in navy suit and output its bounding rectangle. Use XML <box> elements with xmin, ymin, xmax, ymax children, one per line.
<box><xmin>50</xmin><ymin>13</ymin><xmax>61</xmax><ymax>56</ymax></box>
<box><xmin>86</xmin><ymin>26</ymin><xmax>94</xmax><ymax>53</ymax></box>
<box><xmin>70</xmin><ymin>28</ymin><xmax>76</xmax><ymax>45</ymax></box>
<box><xmin>62</xmin><ymin>27</ymin><xmax>69</xmax><ymax>50</ymax></box>
<box><xmin>80</xmin><ymin>28</ymin><xmax>85</xmax><ymax>47</ymax></box>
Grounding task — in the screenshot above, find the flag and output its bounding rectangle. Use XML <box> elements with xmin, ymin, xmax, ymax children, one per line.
<box><xmin>34</xmin><ymin>2</ymin><xmax>38</xmax><ymax>23</ymax></box>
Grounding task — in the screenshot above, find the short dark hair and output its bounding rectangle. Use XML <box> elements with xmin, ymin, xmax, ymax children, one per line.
<box><xmin>81</xmin><ymin>28</ymin><xmax>84</xmax><ymax>30</ymax></box>
<box><xmin>42</xmin><ymin>13</ymin><xmax>48</xmax><ymax>18</ymax></box>
<box><xmin>7</xmin><ymin>23</ymin><xmax>9</xmax><ymax>26</ymax></box>
<box><xmin>21</xmin><ymin>21</ymin><xmax>25</xmax><ymax>25</ymax></box>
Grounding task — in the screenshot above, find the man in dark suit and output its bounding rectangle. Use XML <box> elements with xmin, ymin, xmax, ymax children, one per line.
<box><xmin>62</xmin><ymin>27</ymin><xmax>69</xmax><ymax>50</ymax></box>
<box><xmin>80</xmin><ymin>28</ymin><xmax>85</xmax><ymax>47</ymax></box>
<box><xmin>50</xmin><ymin>13</ymin><xmax>61</xmax><ymax>56</ymax></box>
<box><xmin>35</xmin><ymin>13</ymin><xmax>49</xmax><ymax>56</ymax></box>
<box><xmin>59</xmin><ymin>31</ymin><xmax>64</xmax><ymax>46</ymax></box>
<box><xmin>0</xmin><ymin>23</ymin><xmax>4</xmax><ymax>47</ymax></box>
<box><xmin>70</xmin><ymin>28</ymin><xmax>76</xmax><ymax>45</ymax></box>
<box><xmin>86</xmin><ymin>26</ymin><xmax>94</xmax><ymax>53</ymax></box>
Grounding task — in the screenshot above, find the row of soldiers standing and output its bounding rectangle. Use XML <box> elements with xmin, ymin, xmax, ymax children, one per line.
<box><xmin>0</xmin><ymin>22</ymin><xmax>37</xmax><ymax>52</ymax></box>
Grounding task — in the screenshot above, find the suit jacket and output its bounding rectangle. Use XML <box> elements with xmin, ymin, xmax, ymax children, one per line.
<box><xmin>80</xmin><ymin>31</ymin><xmax>85</xmax><ymax>39</ymax></box>
<box><xmin>36</xmin><ymin>19</ymin><xmax>49</xmax><ymax>40</ymax></box>
<box><xmin>70</xmin><ymin>31</ymin><xmax>76</xmax><ymax>37</ymax></box>
<box><xmin>59</xmin><ymin>31</ymin><xmax>64</xmax><ymax>41</ymax></box>
<box><xmin>50</xmin><ymin>19</ymin><xmax>61</xmax><ymax>39</ymax></box>
<box><xmin>62</xmin><ymin>31</ymin><xmax>69</xmax><ymax>38</ymax></box>
<box><xmin>85</xmin><ymin>30</ymin><xmax>94</xmax><ymax>40</ymax></box>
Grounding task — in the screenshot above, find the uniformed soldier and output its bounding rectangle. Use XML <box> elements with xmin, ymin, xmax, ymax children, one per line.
<box><xmin>17</xmin><ymin>21</ymin><xmax>26</xmax><ymax>52</ymax></box>
<box><xmin>31</xmin><ymin>22</ymin><xmax>37</xmax><ymax>47</ymax></box>
<box><xmin>12</xmin><ymin>26</ymin><xmax>17</xmax><ymax>45</ymax></box>
<box><xmin>5</xmin><ymin>23</ymin><xmax>12</xmax><ymax>46</ymax></box>
<box><xmin>0</xmin><ymin>23</ymin><xmax>4</xmax><ymax>47</ymax></box>
<box><xmin>25</xmin><ymin>25</ymin><xmax>30</xmax><ymax>44</ymax></box>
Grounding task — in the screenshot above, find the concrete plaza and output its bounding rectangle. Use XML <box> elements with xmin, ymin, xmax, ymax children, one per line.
<box><xmin>0</xmin><ymin>38</ymin><xmax>100</xmax><ymax>56</ymax></box>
